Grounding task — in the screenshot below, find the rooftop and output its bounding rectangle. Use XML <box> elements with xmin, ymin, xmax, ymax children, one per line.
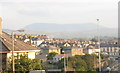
<box><xmin>1</xmin><ymin>32</ymin><xmax>40</xmax><ymax>52</ymax></box>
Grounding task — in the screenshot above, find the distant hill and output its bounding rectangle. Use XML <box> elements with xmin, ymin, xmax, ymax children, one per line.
<box><xmin>23</xmin><ymin>23</ymin><xmax>106</xmax><ymax>32</ymax></box>
<box><xmin>3</xmin><ymin>23</ymin><xmax>118</xmax><ymax>39</ymax></box>
<box><xmin>23</xmin><ymin>23</ymin><xmax>118</xmax><ymax>38</ymax></box>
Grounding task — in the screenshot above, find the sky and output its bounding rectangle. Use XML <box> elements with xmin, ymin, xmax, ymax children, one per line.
<box><xmin>0</xmin><ymin>0</ymin><xmax>119</xmax><ymax>30</ymax></box>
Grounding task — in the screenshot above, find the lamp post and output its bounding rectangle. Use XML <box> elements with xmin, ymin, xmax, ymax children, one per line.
<box><xmin>12</xmin><ymin>30</ymin><xmax>24</xmax><ymax>73</ymax></box>
<box><xmin>97</xmin><ymin>19</ymin><xmax>101</xmax><ymax>72</ymax></box>
<box><xmin>62</xmin><ymin>51</ymin><xmax>66</xmax><ymax>73</ymax></box>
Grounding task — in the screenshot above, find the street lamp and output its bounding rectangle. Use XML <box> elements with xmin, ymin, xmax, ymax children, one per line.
<box><xmin>12</xmin><ymin>30</ymin><xmax>24</xmax><ymax>73</ymax></box>
<box><xmin>97</xmin><ymin>19</ymin><xmax>101</xmax><ymax>72</ymax></box>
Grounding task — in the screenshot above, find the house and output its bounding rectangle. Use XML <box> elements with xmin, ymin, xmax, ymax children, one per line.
<box><xmin>83</xmin><ymin>45</ymin><xmax>100</xmax><ymax>55</ymax></box>
<box><xmin>100</xmin><ymin>44</ymin><xmax>119</xmax><ymax>56</ymax></box>
<box><xmin>0</xmin><ymin>17</ymin><xmax>40</xmax><ymax>71</ymax></box>
<box><xmin>53</xmin><ymin>54</ymin><xmax>71</xmax><ymax>62</ymax></box>
<box><xmin>36</xmin><ymin>54</ymin><xmax>47</xmax><ymax>63</ymax></box>
<box><xmin>33</xmin><ymin>39</ymin><xmax>43</xmax><ymax>47</ymax></box>
<box><xmin>0</xmin><ymin>32</ymin><xmax>41</xmax><ymax>71</ymax></box>
<box><xmin>64</xmin><ymin>43</ymin><xmax>71</xmax><ymax>47</ymax></box>
<box><xmin>63</xmin><ymin>46</ymin><xmax>84</xmax><ymax>56</ymax></box>
<box><xmin>24</xmin><ymin>39</ymin><xmax>30</xmax><ymax>43</ymax></box>
<box><xmin>41</xmin><ymin>45</ymin><xmax>61</xmax><ymax>54</ymax></box>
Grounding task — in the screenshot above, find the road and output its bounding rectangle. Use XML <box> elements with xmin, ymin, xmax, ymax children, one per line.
<box><xmin>103</xmin><ymin>56</ymin><xmax>120</xmax><ymax>72</ymax></box>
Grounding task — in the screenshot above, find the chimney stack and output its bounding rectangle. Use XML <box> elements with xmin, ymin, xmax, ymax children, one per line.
<box><xmin>0</xmin><ymin>17</ymin><xmax>2</xmax><ymax>35</ymax></box>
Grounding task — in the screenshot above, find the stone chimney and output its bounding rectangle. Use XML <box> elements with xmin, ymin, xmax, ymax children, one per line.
<box><xmin>0</xmin><ymin>17</ymin><xmax>2</xmax><ymax>35</ymax></box>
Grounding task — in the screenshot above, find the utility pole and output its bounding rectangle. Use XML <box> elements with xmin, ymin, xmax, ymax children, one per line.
<box><xmin>67</xmin><ymin>55</ymin><xmax>68</xmax><ymax>69</ymax></box>
<box><xmin>12</xmin><ymin>32</ymin><xmax>15</xmax><ymax>73</ymax></box>
<box><xmin>63</xmin><ymin>51</ymin><xmax>66</xmax><ymax>73</ymax></box>
<box><xmin>12</xmin><ymin>30</ymin><xmax>24</xmax><ymax>73</ymax></box>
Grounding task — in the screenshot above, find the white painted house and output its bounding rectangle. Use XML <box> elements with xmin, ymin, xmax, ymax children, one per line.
<box><xmin>53</xmin><ymin>54</ymin><xmax>71</xmax><ymax>62</ymax></box>
<box><xmin>33</xmin><ymin>40</ymin><xmax>43</xmax><ymax>46</ymax></box>
<box><xmin>83</xmin><ymin>45</ymin><xmax>100</xmax><ymax>55</ymax></box>
<box><xmin>24</xmin><ymin>39</ymin><xmax>30</xmax><ymax>43</ymax></box>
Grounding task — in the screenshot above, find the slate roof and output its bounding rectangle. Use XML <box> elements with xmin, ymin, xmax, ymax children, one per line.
<box><xmin>64</xmin><ymin>46</ymin><xmax>83</xmax><ymax>50</ymax></box>
<box><xmin>54</xmin><ymin>54</ymin><xmax>72</xmax><ymax>58</ymax></box>
<box><xmin>100</xmin><ymin>44</ymin><xmax>118</xmax><ymax>47</ymax></box>
<box><xmin>41</xmin><ymin>45</ymin><xmax>61</xmax><ymax>49</ymax></box>
<box><xmin>0</xmin><ymin>32</ymin><xmax>40</xmax><ymax>52</ymax></box>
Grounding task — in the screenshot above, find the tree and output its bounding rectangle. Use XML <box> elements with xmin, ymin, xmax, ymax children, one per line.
<box><xmin>79</xmin><ymin>38</ymin><xmax>85</xmax><ymax>42</ymax></box>
<box><xmin>76</xmin><ymin>67</ymin><xmax>86</xmax><ymax>71</ymax></box>
<box><xmin>90</xmin><ymin>38</ymin><xmax>98</xmax><ymax>42</ymax></box>
<box><xmin>56</xmin><ymin>54</ymin><xmax>98</xmax><ymax>71</ymax></box>
<box><xmin>100</xmin><ymin>53</ymin><xmax>105</xmax><ymax>59</ymax></box>
<box><xmin>56</xmin><ymin>56</ymin><xmax>87</xmax><ymax>71</ymax></box>
<box><xmin>47</xmin><ymin>52</ymin><xmax>57</xmax><ymax>60</ymax></box>
<box><xmin>8</xmin><ymin>54</ymin><xmax>45</xmax><ymax>72</ymax></box>
<box><xmin>82</xmin><ymin>54</ymin><xmax>95</xmax><ymax>70</ymax></box>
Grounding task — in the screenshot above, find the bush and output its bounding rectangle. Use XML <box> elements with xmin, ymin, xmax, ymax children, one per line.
<box><xmin>8</xmin><ymin>54</ymin><xmax>45</xmax><ymax>72</ymax></box>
